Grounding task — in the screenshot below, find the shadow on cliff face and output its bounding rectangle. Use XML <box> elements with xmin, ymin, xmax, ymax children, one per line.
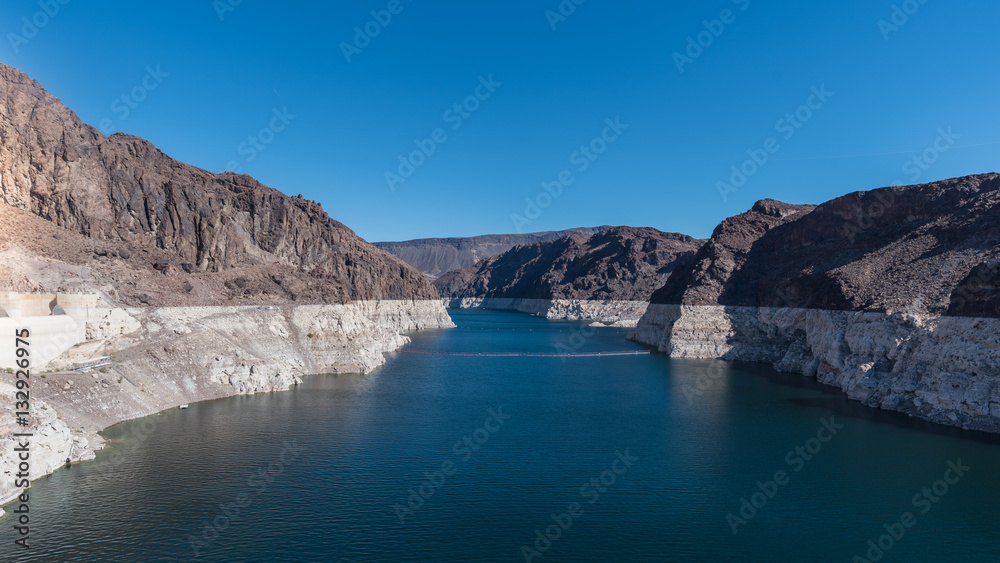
<box><xmin>719</xmin><ymin>232</ymin><xmax>860</xmax><ymax>312</ymax></box>
<box><xmin>786</xmin><ymin>396</ymin><xmax>1000</xmax><ymax>446</ymax></box>
<box><xmin>721</xmin><ymin>306</ymin><xmax>800</xmax><ymax>365</ymax></box>
<box><xmin>947</xmin><ymin>259</ymin><xmax>1000</xmax><ymax>318</ymax></box>
<box><xmin>730</xmin><ymin>360</ymin><xmax>1000</xmax><ymax>447</ymax></box>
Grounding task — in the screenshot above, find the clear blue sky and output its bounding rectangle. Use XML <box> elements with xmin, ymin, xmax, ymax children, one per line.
<box><xmin>3</xmin><ymin>1</ymin><xmax>998</xmax><ymax>241</ymax></box>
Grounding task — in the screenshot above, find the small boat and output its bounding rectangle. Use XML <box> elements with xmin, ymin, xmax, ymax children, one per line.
<box><xmin>179</xmin><ymin>404</ymin><xmax>189</xmax><ymax>409</ymax></box>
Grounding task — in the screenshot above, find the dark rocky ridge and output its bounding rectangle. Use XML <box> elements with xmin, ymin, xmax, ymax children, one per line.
<box><xmin>650</xmin><ymin>199</ymin><xmax>816</xmax><ymax>306</ymax></box>
<box><xmin>652</xmin><ymin>174</ymin><xmax>1000</xmax><ymax>318</ymax></box>
<box><xmin>435</xmin><ymin>227</ymin><xmax>704</xmax><ymax>301</ymax></box>
<box><xmin>0</xmin><ymin>63</ymin><xmax>437</xmax><ymax>304</ymax></box>
<box><xmin>374</xmin><ymin>226</ymin><xmax>611</xmax><ymax>278</ymax></box>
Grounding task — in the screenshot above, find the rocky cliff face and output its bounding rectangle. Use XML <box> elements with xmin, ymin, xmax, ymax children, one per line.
<box><xmin>374</xmin><ymin>226</ymin><xmax>611</xmax><ymax>278</ymax></box>
<box><xmin>0</xmin><ymin>63</ymin><xmax>436</xmax><ymax>305</ymax></box>
<box><xmin>652</xmin><ymin>174</ymin><xmax>1000</xmax><ymax>316</ymax></box>
<box><xmin>436</xmin><ymin>226</ymin><xmax>704</xmax><ymax>301</ymax></box>
<box><xmin>650</xmin><ymin>199</ymin><xmax>815</xmax><ymax>306</ymax></box>
<box><xmin>434</xmin><ymin>227</ymin><xmax>704</xmax><ymax>325</ymax></box>
<box><xmin>634</xmin><ymin>174</ymin><xmax>1000</xmax><ymax>432</ymax></box>
<box><xmin>0</xmin><ymin>63</ymin><xmax>456</xmax><ymax>513</ymax></box>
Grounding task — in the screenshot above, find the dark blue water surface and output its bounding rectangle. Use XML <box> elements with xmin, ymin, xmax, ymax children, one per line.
<box><xmin>4</xmin><ymin>309</ymin><xmax>1000</xmax><ymax>562</ymax></box>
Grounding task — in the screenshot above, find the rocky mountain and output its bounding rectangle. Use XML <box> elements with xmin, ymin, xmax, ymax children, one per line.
<box><xmin>0</xmin><ymin>63</ymin><xmax>456</xmax><ymax>510</ymax></box>
<box><xmin>651</xmin><ymin>174</ymin><xmax>1000</xmax><ymax>317</ymax></box>
<box><xmin>650</xmin><ymin>199</ymin><xmax>816</xmax><ymax>306</ymax></box>
<box><xmin>633</xmin><ymin>174</ymin><xmax>1000</xmax><ymax>433</ymax></box>
<box><xmin>436</xmin><ymin>227</ymin><xmax>704</xmax><ymax>301</ymax></box>
<box><xmin>0</xmin><ymin>63</ymin><xmax>436</xmax><ymax>305</ymax></box>
<box><xmin>374</xmin><ymin>226</ymin><xmax>611</xmax><ymax>278</ymax></box>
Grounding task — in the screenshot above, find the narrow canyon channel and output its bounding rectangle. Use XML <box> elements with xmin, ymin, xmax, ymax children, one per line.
<box><xmin>4</xmin><ymin>309</ymin><xmax>1000</xmax><ymax>561</ymax></box>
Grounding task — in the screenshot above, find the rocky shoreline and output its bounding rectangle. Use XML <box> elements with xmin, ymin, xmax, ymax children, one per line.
<box><xmin>0</xmin><ymin>63</ymin><xmax>460</xmax><ymax>516</ymax></box>
<box><xmin>630</xmin><ymin>304</ymin><xmax>1000</xmax><ymax>433</ymax></box>
<box><xmin>0</xmin><ymin>299</ymin><xmax>454</xmax><ymax>514</ymax></box>
<box><xmin>444</xmin><ymin>297</ymin><xmax>649</xmax><ymax>326</ymax></box>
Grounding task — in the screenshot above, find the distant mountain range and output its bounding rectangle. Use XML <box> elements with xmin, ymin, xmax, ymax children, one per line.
<box><xmin>435</xmin><ymin>227</ymin><xmax>704</xmax><ymax>301</ymax></box>
<box><xmin>432</xmin><ymin>173</ymin><xmax>1000</xmax><ymax>319</ymax></box>
<box><xmin>374</xmin><ymin>227</ymin><xmax>611</xmax><ymax>279</ymax></box>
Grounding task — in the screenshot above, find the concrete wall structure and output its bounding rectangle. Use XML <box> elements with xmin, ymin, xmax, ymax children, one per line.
<box><xmin>0</xmin><ymin>292</ymin><xmax>98</xmax><ymax>369</ymax></box>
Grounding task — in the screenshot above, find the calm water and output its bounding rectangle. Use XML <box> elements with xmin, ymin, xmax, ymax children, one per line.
<box><xmin>4</xmin><ymin>309</ymin><xmax>1000</xmax><ymax>562</ymax></box>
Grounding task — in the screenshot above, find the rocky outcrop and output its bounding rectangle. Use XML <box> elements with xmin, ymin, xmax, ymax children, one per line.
<box><xmin>437</xmin><ymin>227</ymin><xmax>704</xmax><ymax>301</ymax></box>
<box><xmin>0</xmin><ymin>63</ymin><xmax>437</xmax><ymax>305</ymax></box>
<box><xmin>633</xmin><ymin>174</ymin><xmax>1000</xmax><ymax>432</ymax></box>
<box><xmin>650</xmin><ymin>199</ymin><xmax>814</xmax><ymax>306</ymax></box>
<box><xmin>651</xmin><ymin>175</ymin><xmax>1000</xmax><ymax>315</ymax></box>
<box><xmin>374</xmin><ymin>226</ymin><xmax>611</xmax><ymax>278</ymax></box>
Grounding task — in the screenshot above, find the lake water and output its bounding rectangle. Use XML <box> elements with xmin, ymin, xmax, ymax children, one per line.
<box><xmin>4</xmin><ymin>309</ymin><xmax>1000</xmax><ymax>562</ymax></box>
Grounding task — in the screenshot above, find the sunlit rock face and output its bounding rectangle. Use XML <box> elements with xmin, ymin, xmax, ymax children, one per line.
<box><xmin>634</xmin><ymin>174</ymin><xmax>1000</xmax><ymax>433</ymax></box>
